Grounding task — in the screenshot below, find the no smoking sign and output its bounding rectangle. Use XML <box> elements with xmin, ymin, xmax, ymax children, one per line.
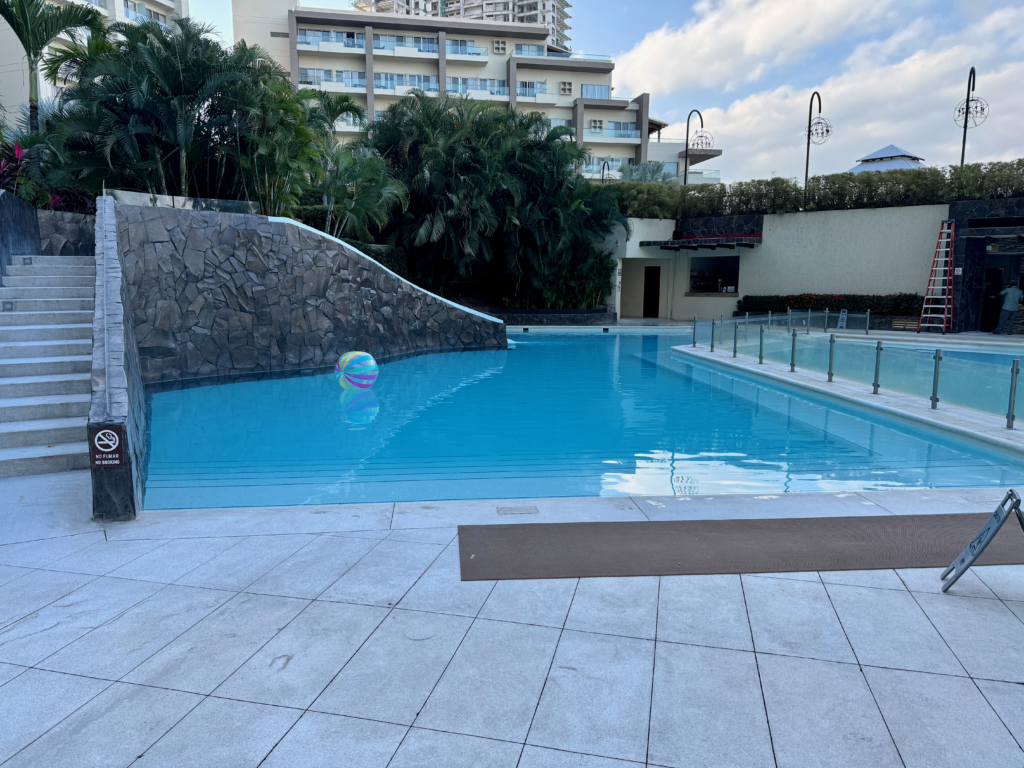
<box><xmin>89</xmin><ymin>425</ymin><xmax>125</xmax><ymax>468</ymax></box>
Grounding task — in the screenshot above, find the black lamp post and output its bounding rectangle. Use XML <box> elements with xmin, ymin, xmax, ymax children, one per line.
<box><xmin>683</xmin><ymin>109</ymin><xmax>702</xmax><ymax>186</ymax></box>
<box><xmin>956</xmin><ymin>67</ymin><xmax>988</xmax><ymax>166</ymax></box>
<box><xmin>600</xmin><ymin>160</ymin><xmax>610</xmax><ymax>184</ymax></box>
<box><xmin>804</xmin><ymin>91</ymin><xmax>832</xmax><ymax>203</ymax></box>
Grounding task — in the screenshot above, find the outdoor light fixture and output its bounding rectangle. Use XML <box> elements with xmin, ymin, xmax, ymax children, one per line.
<box><xmin>804</xmin><ymin>91</ymin><xmax>831</xmax><ymax>196</ymax></box>
<box><xmin>955</xmin><ymin>67</ymin><xmax>988</xmax><ymax>167</ymax></box>
<box><xmin>600</xmin><ymin>160</ymin><xmax>610</xmax><ymax>184</ymax></box>
<box><xmin>683</xmin><ymin>110</ymin><xmax>713</xmax><ymax>186</ymax></box>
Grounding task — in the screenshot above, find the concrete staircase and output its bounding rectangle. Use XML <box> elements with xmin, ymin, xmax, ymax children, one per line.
<box><xmin>0</xmin><ymin>254</ymin><xmax>95</xmax><ymax>477</ymax></box>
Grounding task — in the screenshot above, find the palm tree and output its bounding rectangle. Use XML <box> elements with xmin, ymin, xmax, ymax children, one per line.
<box><xmin>0</xmin><ymin>0</ymin><xmax>103</xmax><ymax>133</ymax></box>
<box><xmin>319</xmin><ymin>145</ymin><xmax>406</xmax><ymax>241</ymax></box>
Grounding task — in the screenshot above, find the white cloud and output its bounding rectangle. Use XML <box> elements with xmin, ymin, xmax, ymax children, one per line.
<box><xmin>653</xmin><ymin>6</ymin><xmax>1024</xmax><ymax>181</ymax></box>
<box><xmin>615</xmin><ymin>0</ymin><xmax>898</xmax><ymax>96</ymax></box>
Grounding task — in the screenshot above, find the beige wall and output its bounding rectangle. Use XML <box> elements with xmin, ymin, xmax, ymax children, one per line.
<box><xmin>620</xmin><ymin>257</ymin><xmax>674</xmax><ymax>318</ymax></box>
<box><xmin>616</xmin><ymin>205</ymin><xmax>950</xmax><ymax>320</ymax></box>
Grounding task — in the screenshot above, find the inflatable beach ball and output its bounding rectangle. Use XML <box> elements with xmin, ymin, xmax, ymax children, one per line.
<box><xmin>335</xmin><ymin>351</ymin><xmax>379</xmax><ymax>391</ymax></box>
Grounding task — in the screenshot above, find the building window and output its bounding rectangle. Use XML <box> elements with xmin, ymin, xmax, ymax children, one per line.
<box><xmin>515</xmin><ymin>43</ymin><xmax>545</xmax><ymax>56</ymax></box>
<box><xmin>492</xmin><ymin>39</ymin><xmax>506</xmax><ymax>53</ymax></box>
<box><xmin>270</xmin><ymin>31</ymin><xmax>289</xmax><ymax>38</ymax></box>
<box><xmin>581</xmin><ymin>84</ymin><xmax>610</xmax><ymax>99</ymax></box>
<box><xmin>690</xmin><ymin>256</ymin><xmax>739</xmax><ymax>294</ymax></box>
<box><xmin>663</xmin><ymin>162</ymin><xmax>678</xmax><ymax>177</ymax></box>
<box><xmin>559</xmin><ymin>81</ymin><xmax>572</xmax><ymax>95</ymax></box>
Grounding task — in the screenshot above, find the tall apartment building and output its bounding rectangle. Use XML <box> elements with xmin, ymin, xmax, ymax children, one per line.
<box><xmin>233</xmin><ymin>3</ymin><xmax>721</xmax><ymax>182</ymax></box>
<box><xmin>0</xmin><ymin>0</ymin><xmax>189</xmax><ymax>110</ymax></box>
<box><xmin>354</xmin><ymin>0</ymin><xmax>570</xmax><ymax>52</ymax></box>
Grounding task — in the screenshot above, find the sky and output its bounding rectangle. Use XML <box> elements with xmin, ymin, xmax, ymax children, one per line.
<box><xmin>192</xmin><ymin>0</ymin><xmax>1024</xmax><ymax>182</ymax></box>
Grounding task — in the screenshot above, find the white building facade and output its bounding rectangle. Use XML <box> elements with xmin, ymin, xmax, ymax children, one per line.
<box><xmin>233</xmin><ymin>4</ymin><xmax>719</xmax><ymax>182</ymax></box>
<box><xmin>0</xmin><ymin>0</ymin><xmax>189</xmax><ymax>110</ymax></box>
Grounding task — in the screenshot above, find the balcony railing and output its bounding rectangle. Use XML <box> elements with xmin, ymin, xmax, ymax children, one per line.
<box><xmin>448</xmin><ymin>83</ymin><xmax>508</xmax><ymax>95</ymax></box>
<box><xmin>77</xmin><ymin>0</ymin><xmax>107</xmax><ymax>8</ymax></box>
<box><xmin>516</xmin><ymin>85</ymin><xmax>547</xmax><ymax>97</ymax></box>
<box><xmin>446</xmin><ymin>45</ymin><xmax>487</xmax><ymax>57</ymax></box>
<box><xmin>297</xmin><ymin>35</ymin><xmax>362</xmax><ymax>48</ymax></box>
<box><xmin>584</xmin><ymin>128</ymin><xmax>641</xmax><ymax>139</ymax></box>
<box><xmin>382</xmin><ymin>40</ymin><xmax>439</xmax><ymax>53</ymax></box>
<box><xmin>513</xmin><ymin>48</ymin><xmax>612</xmax><ymax>62</ymax></box>
<box><xmin>300</xmin><ymin>76</ymin><xmax>367</xmax><ymax>89</ymax></box>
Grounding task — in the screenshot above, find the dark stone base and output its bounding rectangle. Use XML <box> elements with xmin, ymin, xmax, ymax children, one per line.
<box><xmin>491</xmin><ymin>308</ymin><xmax>618</xmax><ymax>326</ymax></box>
<box><xmin>91</xmin><ymin>463</ymin><xmax>137</xmax><ymax>521</ymax></box>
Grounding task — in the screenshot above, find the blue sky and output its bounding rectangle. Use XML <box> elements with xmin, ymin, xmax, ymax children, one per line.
<box><xmin>194</xmin><ymin>0</ymin><xmax>1024</xmax><ymax>181</ymax></box>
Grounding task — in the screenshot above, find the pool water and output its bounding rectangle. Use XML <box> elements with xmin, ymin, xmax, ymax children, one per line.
<box><xmin>144</xmin><ymin>331</ymin><xmax>1024</xmax><ymax>509</ymax></box>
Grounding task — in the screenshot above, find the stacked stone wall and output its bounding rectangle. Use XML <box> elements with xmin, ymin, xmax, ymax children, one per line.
<box><xmin>37</xmin><ymin>210</ymin><xmax>96</xmax><ymax>255</ymax></box>
<box><xmin>114</xmin><ymin>206</ymin><xmax>507</xmax><ymax>383</ymax></box>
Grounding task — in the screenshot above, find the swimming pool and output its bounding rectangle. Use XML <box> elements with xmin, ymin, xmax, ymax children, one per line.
<box><xmin>144</xmin><ymin>330</ymin><xmax>1024</xmax><ymax>509</ymax></box>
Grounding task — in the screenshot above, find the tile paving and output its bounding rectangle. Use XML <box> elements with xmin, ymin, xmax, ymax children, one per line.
<box><xmin>1</xmin><ymin>470</ymin><xmax>1024</xmax><ymax>766</ymax></box>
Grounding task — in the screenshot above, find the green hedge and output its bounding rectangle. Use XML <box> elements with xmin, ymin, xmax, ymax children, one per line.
<box><xmin>613</xmin><ymin>160</ymin><xmax>1024</xmax><ymax>220</ymax></box>
<box><xmin>736</xmin><ymin>293</ymin><xmax>924</xmax><ymax>316</ymax></box>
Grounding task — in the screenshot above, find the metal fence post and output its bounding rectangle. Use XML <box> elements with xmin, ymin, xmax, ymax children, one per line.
<box><xmin>824</xmin><ymin>308</ymin><xmax>829</xmax><ymax>332</ymax></box>
<box><xmin>787</xmin><ymin>307</ymin><xmax>792</xmax><ymax>333</ymax></box>
<box><xmin>710</xmin><ymin>319</ymin><xmax>715</xmax><ymax>352</ymax></box>
<box><xmin>768</xmin><ymin>310</ymin><xmax>772</xmax><ymax>330</ymax></box>
<box><xmin>931</xmin><ymin>350</ymin><xmax>942</xmax><ymax>409</ymax></box>
<box><xmin>790</xmin><ymin>329</ymin><xmax>797</xmax><ymax>372</ymax></box>
<box><xmin>1008</xmin><ymin>359</ymin><xmax>1020</xmax><ymax>429</ymax></box>
<box><xmin>759</xmin><ymin>325</ymin><xmax>764</xmax><ymax>364</ymax></box>
<box><xmin>872</xmin><ymin>340</ymin><xmax>883</xmax><ymax>394</ymax></box>
<box><xmin>733</xmin><ymin>323</ymin><xmax>738</xmax><ymax>357</ymax></box>
<box><xmin>866</xmin><ymin>308</ymin><xmax>871</xmax><ymax>335</ymax></box>
<box><xmin>828</xmin><ymin>334</ymin><xmax>835</xmax><ymax>382</ymax></box>
<box><xmin>693</xmin><ymin>316</ymin><xmax>697</xmax><ymax>348</ymax></box>
<box><xmin>807</xmin><ymin>308</ymin><xmax>811</xmax><ymax>334</ymax></box>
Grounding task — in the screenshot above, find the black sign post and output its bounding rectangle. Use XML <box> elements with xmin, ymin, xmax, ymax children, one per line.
<box><xmin>88</xmin><ymin>424</ymin><xmax>125</xmax><ymax>468</ymax></box>
<box><xmin>941</xmin><ymin>490</ymin><xmax>1024</xmax><ymax>592</ymax></box>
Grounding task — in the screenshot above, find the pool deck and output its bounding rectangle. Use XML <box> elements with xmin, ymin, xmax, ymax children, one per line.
<box><xmin>3</xmin><ymin>471</ymin><xmax>1024</xmax><ymax>767</ymax></box>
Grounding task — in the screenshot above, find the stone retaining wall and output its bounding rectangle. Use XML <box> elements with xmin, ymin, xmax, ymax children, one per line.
<box><xmin>115</xmin><ymin>206</ymin><xmax>507</xmax><ymax>383</ymax></box>
<box><xmin>37</xmin><ymin>210</ymin><xmax>95</xmax><ymax>256</ymax></box>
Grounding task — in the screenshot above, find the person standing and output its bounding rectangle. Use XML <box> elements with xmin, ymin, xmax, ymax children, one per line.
<box><xmin>995</xmin><ymin>279</ymin><xmax>1024</xmax><ymax>335</ymax></box>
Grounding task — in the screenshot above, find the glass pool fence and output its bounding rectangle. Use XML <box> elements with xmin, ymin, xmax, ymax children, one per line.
<box><xmin>692</xmin><ymin>311</ymin><xmax>1021</xmax><ymax>428</ymax></box>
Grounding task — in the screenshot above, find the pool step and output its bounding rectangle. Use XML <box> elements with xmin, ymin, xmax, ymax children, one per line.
<box><xmin>0</xmin><ymin>416</ymin><xmax>88</xmax><ymax>448</ymax></box>
<box><xmin>0</xmin><ymin>257</ymin><xmax>94</xmax><ymax>477</ymax></box>
<box><xmin>0</xmin><ymin>442</ymin><xmax>90</xmax><ymax>478</ymax></box>
<box><xmin>0</xmin><ymin>310</ymin><xmax>94</xmax><ymax>326</ymax></box>
<box><xmin>0</xmin><ymin>339</ymin><xmax>93</xmax><ymax>359</ymax></box>
<box><xmin>0</xmin><ymin>323</ymin><xmax>93</xmax><ymax>342</ymax></box>
<box><xmin>0</xmin><ymin>373</ymin><xmax>92</xmax><ymax>398</ymax></box>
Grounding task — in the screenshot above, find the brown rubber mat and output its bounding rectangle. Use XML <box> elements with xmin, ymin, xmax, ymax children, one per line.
<box><xmin>458</xmin><ymin>513</ymin><xmax>1024</xmax><ymax>580</ymax></box>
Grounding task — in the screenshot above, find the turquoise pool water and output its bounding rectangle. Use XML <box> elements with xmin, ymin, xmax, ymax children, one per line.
<box><xmin>144</xmin><ymin>331</ymin><xmax>1024</xmax><ymax>509</ymax></box>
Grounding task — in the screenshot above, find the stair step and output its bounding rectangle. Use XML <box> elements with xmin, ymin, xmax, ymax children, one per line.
<box><xmin>4</xmin><ymin>265</ymin><xmax>96</xmax><ymax>277</ymax></box>
<box><xmin>1</xmin><ymin>299</ymin><xmax>95</xmax><ymax>312</ymax></box>
<box><xmin>0</xmin><ymin>310</ymin><xmax>94</xmax><ymax>327</ymax></box>
<box><xmin>0</xmin><ymin>394</ymin><xmax>91</xmax><ymax>422</ymax></box>
<box><xmin>0</xmin><ymin>356</ymin><xmax>92</xmax><ymax>378</ymax></box>
<box><xmin>0</xmin><ymin>339</ymin><xmax>93</xmax><ymax>360</ymax></box>
<box><xmin>0</xmin><ymin>373</ymin><xmax>91</xmax><ymax>398</ymax></box>
<box><xmin>0</xmin><ymin>286</ymin><xmax>94</xmax><ymax>299</ymax></box>
<box><xmin>0</xmin><ymin>416</ymin><xmax>87</xmax><ymax>448</ymax></box>
<box><xmin>0</xmin><ymin>442</ymin><xmax>90</xmax><ymax>478</ymax></box>
<box><xmin>0</xmin><ymin>324</ymin><xmax>93</xmax><ymax>342</ymax></box>
<box><xmin>1</xmin><ymin>276</ymin><xmax>96</xmax><ymax>288</ymax></box>
<box><xmin>13</xmin><ymin>255</ymin><xmax>94</xmax><ymax>267</ymax></box>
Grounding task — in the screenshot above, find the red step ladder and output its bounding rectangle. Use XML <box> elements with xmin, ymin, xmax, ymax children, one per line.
<box><xmin>918</xmin><ymin>220</ymin><xmax>955</xmax><ymax>334</ymax></box>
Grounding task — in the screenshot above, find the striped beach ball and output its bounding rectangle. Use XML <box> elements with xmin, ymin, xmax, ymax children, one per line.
<box><xmin>335</xmin><ymin>351</ymin><xmax>379</xmax><ymax>391</ymax></box>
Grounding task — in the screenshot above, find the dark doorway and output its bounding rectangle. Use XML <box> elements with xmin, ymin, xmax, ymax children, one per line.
<box><xmin>643</xmin><ymin>266</ymin><xmax>661</xmax><ymax>318</ymax></box>
<box><xmin>981</xmin><ymin>267</ymin><xmax>1005</xmax><ymax>332</ymax></box>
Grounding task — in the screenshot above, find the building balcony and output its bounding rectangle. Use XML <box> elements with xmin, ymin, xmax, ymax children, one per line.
<box><xmin>335</xmin><ymin>117</ymin><xmax>367</xmax><ymax>132</ymax></box>
<box><xmin>446</xmin><ymin>46</ymin><xmax>488</xmax><ymax>65</ymax></box>
<box><xmin>374</xmin><ymin>40</ymin><xmax>440</xmax><ymax>61</ymax></box>
<box><xmin>584</xmin><ymin>128</ymin><xmax>641</xmax><ymax>141</ymax></box>
<box><xmin>303</xmin><ymin>77</ymin><xmax>368</xmax><ymax>93</ymax></box>
<box><xmin>297</xmin><ymin>36</ymin><xmax>365</xmax><ymax>58</ymax></box>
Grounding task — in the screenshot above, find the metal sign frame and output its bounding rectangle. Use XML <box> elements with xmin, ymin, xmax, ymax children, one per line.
<box><xmin>837</xmin><ymin>309</ymin><xmax>848</xmax><ymax>330</ymax></box>
<box><xmin>941</xmin><ymin>490</ymin><xmax>1024</xmax><ymax>592</ymax></box>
